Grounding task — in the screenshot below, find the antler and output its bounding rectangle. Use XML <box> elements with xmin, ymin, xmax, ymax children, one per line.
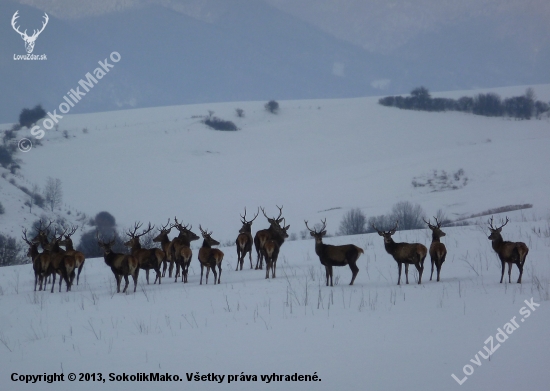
<box><xmin>22</xmin><ymin>228</ymin><xmax>32</xmax><ymax>245</ymax></box>
<box><xmin>11</xmin><ymin>11</ymin><xmax>25</xmax><ymax>38</ymax></box>
<box><xmin>488</xmin><ymin>216</ymin><xmax>509</xmax><ymax>231</ymax></box>
<box><xmin>66</xmin><ymin>225</ymin><xmax>78</xmax><ymax>238</ymax></box>
<box><xmin>372</xmin><ymin>220</ymin><xmax>398</xmax><ymax>234</ymax></box>
<box><xmin>261</xmin><ymin>206</ymin><xmax>284</xmax><ymax>223</ymax></box>
<box><xmin>304</xmin><ymin>218</ymin><xmax>326</xmax><ymax>234</ymax></box>
<box><xmin>138</xmin><ymin>222</ymin><xmax>154</xmax><ymax>238</ymax></box>
<box><xmin>241</xmin><ymin>207</ymin><xmax>259</xmax><ymax>223</ymax></box>
<box><xmin>423</xmin><ymin>217</ymin><xmax>435</xmax><ymax>229</ymax></box>
<box><xmin>199</xmin><ymin>225</ymin><xmax>212</xmax><ymax>236</ymax></box>
<box><xmin>159</xmin><ymin>218</ymin><xmax>171</xmax><ymax>232</ymax></box>
<box><xmin>127</xmin><ymin>221</ymin><xmax>143</xmax><ymax>238</ymax></box>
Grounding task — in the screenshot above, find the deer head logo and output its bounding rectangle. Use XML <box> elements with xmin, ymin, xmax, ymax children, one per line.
<box><xmin>11</xmin><ymin>11</ymin><xmax>49</xmax><ymax>54</ymax></box>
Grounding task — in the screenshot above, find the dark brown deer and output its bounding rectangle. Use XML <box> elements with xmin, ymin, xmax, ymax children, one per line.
<box><xmin>23</xmin><ymin>228</ymin><xmax>44</xmax><ymax>291</ymax></box>
<box><xmin>198</xmin><ymin>226</ymin><xmax>224</xmax><ymax>285</ymax></box>
<box><xmin>44</xmin><ymin>228</ymin><xmax>76</xmax><ymax>293</ymax></box>
<box><xmin>423</xmin><ymin>217</ymin><xmax>447</xmax><ymax>282</ymax></box>
<box><xmin>30</xmin><ymin>220</ymin><xmax>53</xmax><ymax>290</ymax></box>
<box><xmin>372</xmin><ymin>221</ymin><xmax>427</xmax><ymax>285</ymax></box>
<box><xmin>263</xmin><ymin>218</ymin><xmax>290</xmax><ymax>279</ymax></box>
<box><xmin>59</xmin><ymin>225</ymin><xmax>86</xmax><ymax>286</ymax></box>
<box><xmin>305</xmin><ymin>219</ymin><xmax>363</xmax><ymax>286</ymax></box>
<box><xmin>169</xmin><ymin>217</ymin><xmax>200</xmax><ymax>283</ymax></box>
<box><xmin>488</xmin><ymin>216</ymin><xmax>529</xmax><ymax>283</ymax></box>
<box><xmin>152</xmin><ymin>219</ymin><xmax>173</xmax><ymax>278</ymax></box>
<box><xmin>124</xmin><ymin>222</ymin><xmax>164</xmax><ymax>285</ymax></box>
<box><xmin>98</xmin><ymin>232</ymin><xmax>139</xmax><ymax>293</ymax></box>
<box><xmin>254</xmin><ymin>205</ymin><xmax>285</xmax><ymax>270</ymax></box>
<box><xmin>235</xmin><ymin>208</ymin><xmax>259</xmax><ymax>271</ymax></box>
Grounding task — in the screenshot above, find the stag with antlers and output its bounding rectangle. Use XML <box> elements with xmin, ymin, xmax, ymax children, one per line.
<box><xmin>262</xmin><ymin>218</ymin><xmax>289</xmax><ymax>279</ymax></box>
<box><xmin>168</xmin><ymin>217</ymin><xmax>200</xmax><ymax>283</ymax></box>
<box><xmin>30</xmin><ymin>220</ymin><xmax>54</xmax><ymax>290</ymax></box>
<box><xmin>152</xmin><ymin>219</ymin><xmax>174</xmax><ymax>278</ymax></box>
<box><xmin>198</xmin><ymin>226</ymin><xmax>224</xmax><ymax>285</ymax></box>
<box><xmin>235</xmin><ymin>208</ymin><xmax>259</xmax><ymax>271</ymax></box>
<box><xmin>254</xmin><ymin>206</ymin><xmax>287</xmax><ymax>270</ymax></box>
<box><xmin>423</xmin><ymin>217</ymin><xmax>447</xmax><ymax>282</ymax></box>
<box><xmin>372</xmin><ymin>221</ymin><xmax>427</xmax><ymax>285</ymax></box>
<box><xmin>23</xmin><ymin>228</ymin><xmax>44</xmax><ymax>291</ymax></box>
<box><xmin>487</xmin><ymin>216</ymin><xmax>529</xmax><ymax>284</ymax></box>
<box><xmin>43</xmin><ymin>227</ymin><xmax>76</xmax><ymax>293</ymax></box>
<box><xmin>59</xmin><ymin>225</ymin><xmax>86</xmax><ymax>286</ymax></box>
<box><xmin>98</xmin><ymin>232</ymin><xmax>139</xmax><ymax>293</ymax></box>
<box><xmin>124</xmin><ymin>222</ymin><xmax>164</xmax><ymax>284</ymax></box>
<box><xmin>305</xmin><ymin>219</ymin><xmax>363</xmax><ymax>286</ymax></box>
<box><xmin>11</xmin><ymin>11</ymin><xmax>49</xmax><ymax>54</ymax></box>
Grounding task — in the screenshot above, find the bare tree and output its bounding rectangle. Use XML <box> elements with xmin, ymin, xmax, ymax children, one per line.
<box><xmin>338</xmin><ymin>208</ymin><xmax>367</xmax><ymax>235</ymax></box>
<box><xmin>44</xmin><ymin>177</ymin><xmax>63</xmax><ymax>212</ymax></box>
<box><xmin>390</xmin><ymin>201</ymin><xmax>425</xmax><ymax>230</ymax></box>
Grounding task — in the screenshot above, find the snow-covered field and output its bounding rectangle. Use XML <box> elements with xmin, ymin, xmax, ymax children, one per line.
<box><xmin>1</xmin><ymin>85</ymin><xmax>550</xmax><ymax>390</ymax></box>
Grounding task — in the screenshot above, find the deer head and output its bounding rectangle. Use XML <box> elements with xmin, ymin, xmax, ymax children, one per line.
<box><xmin>97</xmin><ymin>231</ymin><xmax>116</xmax><ymax>254</ymax></box>
<box><xmin>423</xmin><ymin>217</ymin><xmax>446</xmax><ymax>238</ymax></box>
<box><xmin>173</xmin><ymin>217</ymin><xmax>200</xmax><ymax>241</ymax></box>
<box><xmin>124</xmin><ymin>222</ymin><xmax>154</xmax><ymax>248</ymax></box>
<box><xmin>261</xmin><ymin>205</ymin><xmax>285</xmax><ymax>227</ymax></box>
<box><xmin>59</xmin><ymin>225</ymin><xmax>78</xmax><ymax>248</ymax></box>
<box><xmin>239</xmin><ymin>207</ymin><xmax>259</xmax><ymax>233</ymax></box>
<box><xmin>487</xmin><ymin>216</ymin><xmax>508</xmax><ymax>241</ymax></box>
<box><xmin>371</xmin><ymin>220</ymin><xmax>399</xmax><ymax>244</ymax></box>
<box><xmin>11</xmin><ymin>11</ymin><xmax>49</xmax><ymax>54</ymax></box>
<box><xmin>153</xmin><ymin>219</ymin><xmax>172</xmax><ymax>243</ymax></box>
<box><xmin>199</xmin><ymin>225</ymin><xmax>220</xmax><ymax>246</ymax></box>
<box><xmin>305</xmin><ymin>219</ymin><xmax>327</xmax><ymax>243</ymax></box>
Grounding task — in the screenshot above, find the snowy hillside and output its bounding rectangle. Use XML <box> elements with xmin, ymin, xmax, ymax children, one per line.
<box><xmin>0</xmin><ymin>84</ymin><xmax>550</xmax><ymax>390</ymax></box>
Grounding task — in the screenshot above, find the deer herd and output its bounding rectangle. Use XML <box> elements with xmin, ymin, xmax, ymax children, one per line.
<box><xmin>22</xmin><ymin>207</ymin><xmax>529</xmax><ymax>294</ymax></box>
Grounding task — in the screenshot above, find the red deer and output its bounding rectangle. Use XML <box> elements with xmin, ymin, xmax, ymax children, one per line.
<box><xmin>198</xmin><ymin>226</ymin><xmax>224</xmax><ymax>285</ymax></box>
<box><xmin>97</xmin><ymin>232</ymin><xmax>139</xmax><ymax>293</ymax></box>
<box><xmin>423</xmin><ymin>217</ymin><xmax>447</xmax><ymax>282</ymax></box>
<box><xmin>263</xmin><ymin>218</ymin><xmax>289</xmax><ymax>279</ymax></box>
<box><xmin>487</xmin><ymin>216</ymin><xmax>529</xmax><ymax>283</ymax></box>
<box><xmin>44</xmin><ymin>228</ymin><xmax>76</xmax><ymax>293</ymax></box>
<box><xmin>152</xmin><ymin>219</ymin><xmax>173</xmax><ymax>277</ymax></box>
<box><xmin>372</xmin><ymin>221</ymin><xmax>427</xmax><ymax>285</ymax></box>
<box><xmin>124</xmin><ymin>222</ymin><xmax>164</xmax><ymax>285</ymax></box>
<box><xmin>30</xmin><ymin>220</ymin><xmax>53</xmax><ymax>290</ymax></box>
<box><xmin>23</xmin><ymin>229</ymin><xmax>44</xmax><ymax>291</ymax></box>
<box><xmin>59</xmin><ymin>225</ymin><xmax>86</xmax><ymax>286</ymax></box>
<box><xmin>169</xmin><ymin>217</ymin><xmax>200</xmax><ymax>283</ymax></box>
<box><xmin>305</xmin><ymin>219</ymin><xmax>363</xmax><ymax>286</ymax></box>
<box><xmin>235</xmin><ymin>208</ymin><xmax>259</xmax><ymax>271</ymax></box>
<box><xmin>254</xmin><ymin>205</ymin><xmax>285</xmax><ymax>270</ymax></box>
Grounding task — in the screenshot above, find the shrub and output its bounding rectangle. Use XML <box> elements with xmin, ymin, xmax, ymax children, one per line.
<box><xmin>0</xmin><ymin>201</ymin><xmax>5</xmax><ymax>215</ymax></box>
<box><xmin>0</xmin><ymin>234</ymin><xmax>26</xmax><ymax>266</ymax></box>
<box><xmin>94</xmin><ymin>211</ymin><xmax>116</xmax><ymax>228</ymax></box>
<box><xmin>19</xmin><ymin>105</ymin><xmax>46</xmax><ymax>128</ymax></box>
<box><xmin>0</xmin><ymin>145</ymin><xmax>15</xmax><ymax>168</ymax></box>
<box><xmin>338</xmin><ymin>208</ymin><xmax>367</xmax><ymax>235</ymax></box>
<box><xmin>235</xmin><ymin>108</ymin><xmax>245</xmax><ymax>118</ymax></box>
<box><xmin>203</xmin><ymin>117</ymin><xmax>238</xmax><ymax>131</ymax></box>
<box><xmin>390</xmin><ymin>201</ymin><xmax>426</xmax><ymax>230</ymax></box>
<box><xmin>265</xmin><ymin>100</ymin><xmax>279</xmax><ymax>114</ymax></box>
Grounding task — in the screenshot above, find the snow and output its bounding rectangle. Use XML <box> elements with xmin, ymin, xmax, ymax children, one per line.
<box><xmin>1</xmin><ymin>84</ymin><xmax>550</xmax><ymax>390</ymax></box>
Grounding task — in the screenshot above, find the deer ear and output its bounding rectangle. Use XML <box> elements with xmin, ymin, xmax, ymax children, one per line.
<box><xmin>310</xmin><ymin>232</ymin><xmax>315</xmax><ymax>237</ymax></box>
<box><xmin>497</xmin><ymin>228</ymin><xmax>502</xmax><ymax>232</ymax></box>
<box><xmin>378</xmin><ymin>231</ymin><xmax>384</xmax><ymax>236</ymax></box>
<box><xmin>321</xmin><ymin>230</ymin><xmax>327</xmax><ymax>236</ymax></box>
<box><xmin>285</xmin><ymin>225</ymin><xmax>290</xmax><ymax>230</ymax></box>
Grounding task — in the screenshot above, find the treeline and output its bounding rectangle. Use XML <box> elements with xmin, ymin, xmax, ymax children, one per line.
<box><xmin>378</xmin><ymin>87</ymin><xmax>550</xmax><ymax>120</ymax></box>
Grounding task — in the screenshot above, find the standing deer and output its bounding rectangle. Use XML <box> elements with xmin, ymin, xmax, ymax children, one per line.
<box><xmin>30</xmin><ymin>220</ymin><xmax>53</xmax><ymax>290</ymax></box>
<box><xmin>487</xmin><ymin>216</ymin><xmax>529</xmax><ymax>283</ymax></box>
<box><xmin>305</xmin><ymin>219</ymin><xmax>363</xmax><ymax>286</ymax></box>
<box><xmin>263</xmin><ymin>218</ymin><xmax>290</xmax><ymax>279</ymax></box>
<box><xmin>98</xmin><ymin>232</ymin><xmax>139</xmax><ymax>293</ymax></box>
<box><xmin>124</xmin><ymin>222</ymin><xmax>164</xmax><ymax>285</ymax></box>
<box><xmin>235</xmin><ymin>208</ymin><xmax>259</xmax><ymax>271</ymax></box>
<box><xmin>254</xmin><ymin>205</ymin><xmax>285</xmax><ymax>270</ymax></box>
<box><xmin>44</xmin><ymin>228</ymin><xmax>76</xmax><ymax>293</ymax></box>
<box><xmin>152</xmin><ymin>219</ymin><xmax>173</xmax><ymax>278</ymax></box>
<box><xmin>59</xmin><ymin>225</ymin><xmax>86</xmax><ymax>286</ymax></box>
<box><xmin>372</xmin><ymin>221</ymin><xmax>427</xmax><ymax>285</ymax></box>
<box><xmin>423</xmin><ymin>217</ymin><xmax>447</xmax><ymax>282</ymax></box>
<box><xmin>23</xmin><ymin>228</ymin><xmax>43</xmax><ymax>291</ymax></box>
<box><xmin>198</xmin><ymin>226</ymin><xmax>224</xmax><ymax>285</ymax></box>
<box><xmin>169</xmin><ymin>217</ymin><xmax>200</xmax><ymax>283</ymax></box>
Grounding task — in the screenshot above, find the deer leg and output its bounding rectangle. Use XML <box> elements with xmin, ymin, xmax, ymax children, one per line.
<box><xmin>397</xmin><ymin>262</ymin><xmax>402</xmax><ymax>285</ymax></box>
<box><xmin>349</xmin><ymin>262</ymin><xmax>359</xmax><ymax>285</ymax></box>
<box><xmin>206</xmin><ymin>265</ymin><xmax>211</xmax><ymax>284</ymax></box>
<box><xmin>272</xmin><ymin>258</ymin><xmax>277</xmax><ymax>279</ymax></box>
<box><xmin>249</xmin><ymin>250</ymin><xmax>253</xmax><ymax>269</ymax></box>
<box><xmin>404</xmin><ymin>263</ymin><xmax>410</xmax><ymax>284</ymax></box>
<box><xmin>500</xmin><ymin>261</ymin><xmax>505</xmax><ymax>283</ymax></box>
<box><xmin>517</xmin><ymin>262</ymin><xmax>523</xmax><ymax>284</ymax></box>
<box><xmin>329</xmin><ymin>265</ymin><xmax>334</xmax><ymax>287</ymax></box>
<box><xmin>430</xmin><ymin>258</ymin><xmax>435</xmax><ymax>281</ymax></box>
<box><xmin>324</xmin><ymin>265</ymin><xmax>330</xmax><ymax>286</ymax></box>
<box><xmin>508</xmin><ymin>262</ymin><xmax>512</xmax><ymax>283</ymax></box>
<box><xmin>133</xmin><ymin>269</ymin><xmax>139</xmax><ymax>292</ymax></box>
<box><xmin>235</xmin><ymin>249</ymin><xmax>240</xmax><ymax>271</ymax></box>
<box><xmin>76</xmin><ymin>265</ymin><xmax>83</xmax><ymax>285</ymax></box>
<box><xmin>51</xmin><ymin>272</ymin><xmax>57</xmax><ymax>293</ymax></box>
<box><xmin>265</xmin><ymin>259</ymin><xmax>271</xmax><ymax>279</ymax></box>
<box><xmin>217</xmin><ymin>263</ymin><xmax>222</xmax><ymax>284</ymax></box>
<box><xmin>122</xmin><ymin>275</ymin><xmax>129</xmax><ymax>293</ymax></box>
